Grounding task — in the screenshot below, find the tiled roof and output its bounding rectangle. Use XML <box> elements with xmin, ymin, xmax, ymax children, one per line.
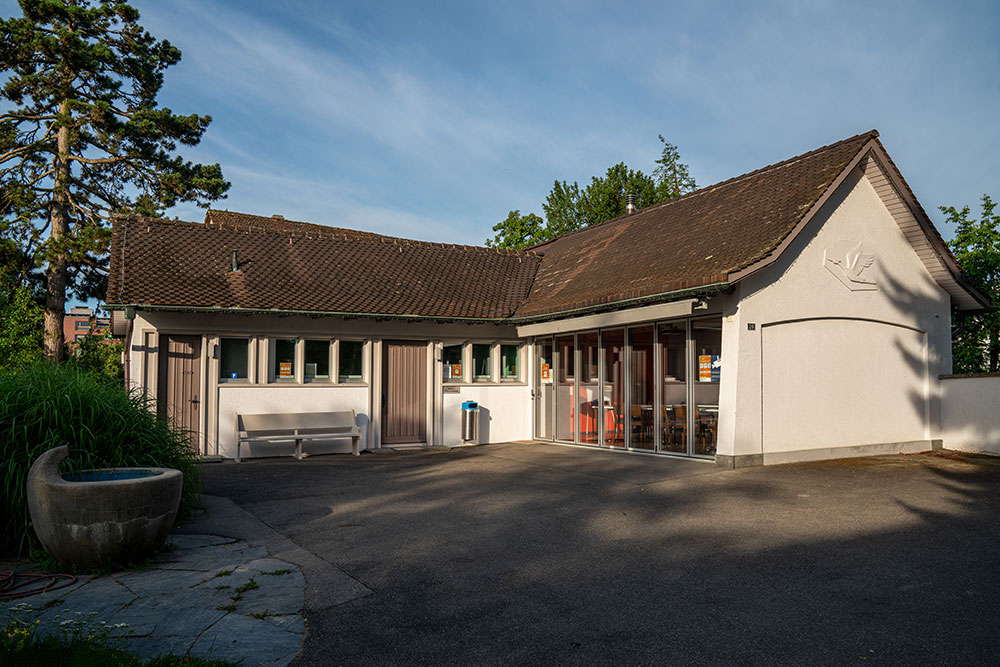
<box><xmin>513</xmin><ymin>130</ymin><xmax>879</xmax><ymax>318</ymax></box>
<box><xmin>107</xmin><ymin>217</ymin><xmax>541</xmax><ymax>319</ymax></box>
<box><xmin>203</xmin><ymin>210</ymin><xmax>390</xmax><ymax>241</ymax></box>
<box><xmin>109</xmin><ymin>130</ymin><xmax>961</xmax><ymax>322</ymax></box>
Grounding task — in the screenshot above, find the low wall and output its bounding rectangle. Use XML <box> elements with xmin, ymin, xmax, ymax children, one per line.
<box><xmin>940</xmin><ymin>374</ymin><xmax>1000</xmax><ymax>456</ymax></box>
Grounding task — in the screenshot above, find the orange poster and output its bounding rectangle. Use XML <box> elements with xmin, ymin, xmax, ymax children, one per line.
<box><xmin>279</xmin><ymin>362</ymin><xmax>293</xmax><ymax>377</ymax></box>
<box><xmin>451</xmin><ymin>364</ymin><xmax>462</xmax><ymax>378</ymax></box>
<box><xmin>541</xmin><ymin>363</ymin><xmax>550</xmax><ymax>381</ymax></box>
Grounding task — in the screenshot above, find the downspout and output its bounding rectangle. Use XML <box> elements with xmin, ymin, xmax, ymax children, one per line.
<box><xmin>122</xmin><ymin>307</ymin><xmax>135</xmax><ymax>389</ymax></box>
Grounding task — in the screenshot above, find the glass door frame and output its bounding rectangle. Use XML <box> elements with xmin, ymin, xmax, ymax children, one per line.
<box><xmin>533</xmin><ymin>336</ymin><xmax>554</xmax><ymax>441</ymax></box>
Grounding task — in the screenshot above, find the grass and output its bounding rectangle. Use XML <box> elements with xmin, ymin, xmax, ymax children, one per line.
<box><xmin>0</xmin><ymin>362</ymin><xmax>202</xmax><ymax>558</ymax></box>
<box><xmin>1</xmin><ymin>604</ymin><xmax>236</xmax><ymax>666</ymax></box>
<box><xmin>213</xmin><ymin>578</ymin><xmax>259</xmax><ymax>612</ymax></box>
<box><xmin>260</xmin><ymin>568</ymin><xmax>292</xmax><ymax>576</ymax></box>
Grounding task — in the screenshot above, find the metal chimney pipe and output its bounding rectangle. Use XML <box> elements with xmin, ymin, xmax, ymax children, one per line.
<box><xmin>231</xmin><ymin>250</ymin><xmax>239</xmax><ymax>272</ymax></box>
<box><xmin>626</xmin><ymin>193</ymin><xmax>637</xmax><ymax>215</ymax></box>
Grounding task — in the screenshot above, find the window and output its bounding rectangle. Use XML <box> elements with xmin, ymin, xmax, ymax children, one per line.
<box><xmin>304</xmin><ymin>340</ymin><xmax>331</xmax><ymax>381</ymax></box>
<box><xmin>219</xmin><ymin>338</ymin><xmax>250</xmax><ymax>380</ymax></box>
<box><xmin>472</xmin><ymin>344</ymin><xmax>491</xmax><ymax>381</ymax></box>
<box><xmin>339</xmin><ymin>341</ymin><xmax>364</xmax><ymax>382</ymax></box>
<box><xmin>500</xmin><ymin>344</ymin><xmax>520</xmax><ymax>380</ymax></box>
<box><xmin>74</xmin><ymin>320</ymin><xmax>91</xmax><ymax>330</ymax></box>
<box><xmin>273</xmin><ymin>339</ymin><xmax>296</xmax><ymax>381</ymax></box>
<box><xmin>442</xmin><ymin>343</ymin><xmax>463</xmax><ymax>381</ymax></box>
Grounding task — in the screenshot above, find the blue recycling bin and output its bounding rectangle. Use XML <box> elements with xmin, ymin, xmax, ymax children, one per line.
<box><xmin>462</xmin><ymin>401</ymin><xmax>479</xmax><ymax>443</ymax></box>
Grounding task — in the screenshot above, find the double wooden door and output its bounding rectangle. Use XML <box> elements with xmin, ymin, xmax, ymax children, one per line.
<box><xmin>382</xmin><ymin>341</ymin><xmax>427</xmax><ymax>444</ymax></box>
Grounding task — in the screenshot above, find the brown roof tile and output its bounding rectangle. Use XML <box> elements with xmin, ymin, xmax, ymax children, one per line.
<box><xmin>107</xmin><ymin>131</ymin><xmax>896</xmax><ymax>322</ymax></box>
<box><xmin>513</xmin><ymin>130</ymin><xmax>878</xmax><ymax>318</ymax></box>
<box><xmin>107</xmin><ymin>217</ymin><xmax>541</xmax><ymax>319</ymax></box>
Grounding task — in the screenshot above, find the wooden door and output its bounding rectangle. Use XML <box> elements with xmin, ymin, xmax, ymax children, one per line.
<box><xmin>382</xmin><ymin>341</ymin><xmax>427</xmax><ymax>444</ymax></box>
<box><xmin>158</xmin><ymin>334</ymin><xmax>202</xmax><ymax>450</ymax></box>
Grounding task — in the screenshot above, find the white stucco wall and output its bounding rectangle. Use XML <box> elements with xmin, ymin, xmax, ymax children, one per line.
<box><xmin>940</xmin><ymin>375</ymin><xmax>1000</xmax><ymax>456</ymax></box>
<box><xmin>441</xmin><ymin>384</ymin><xmax>533</xmax><ymax>446</ymax></box>
<box><xmin>717</xmin><ymin>165</ymin><xmax>952</xmax><ymax>463</ymax></box>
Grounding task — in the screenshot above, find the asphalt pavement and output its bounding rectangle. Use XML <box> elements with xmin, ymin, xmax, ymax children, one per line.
<box><xmin>199</xmin><ymin>443</ymin><xmax>1000</xmax><ymax>666</ymax></box>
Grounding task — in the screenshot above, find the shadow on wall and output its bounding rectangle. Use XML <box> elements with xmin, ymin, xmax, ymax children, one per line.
<box><xmin>477</xmin><ymin>406</ymin><xmax>491</xmax><ymax>444</ymax></box>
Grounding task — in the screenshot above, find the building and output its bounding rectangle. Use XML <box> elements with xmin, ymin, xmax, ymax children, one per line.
<box><xmin>104</xmin><ymin>130</ymin><xmax>989</xmax><ymax>465</ymax></box>
<box><xmin>64</xmin><ymin>306</ymin><xmax>112</xmax><ymax>347</ymax></box>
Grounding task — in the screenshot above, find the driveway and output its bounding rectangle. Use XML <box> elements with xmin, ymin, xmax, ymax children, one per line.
<box><xmin>200</xmin><ymin>443</ymin><xmax>1000</xmax><ymax>666</ymax></box>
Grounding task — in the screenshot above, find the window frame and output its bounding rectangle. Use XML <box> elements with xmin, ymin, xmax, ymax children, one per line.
<box><xmin>303</xmin><ymin>338</ymin><xmax>334</xmax><ymax>383</ymax></box>
<box><xmin>218</xmin><ymin>336</ymin><xmax>252</xmax><ymax>383</ymax></box>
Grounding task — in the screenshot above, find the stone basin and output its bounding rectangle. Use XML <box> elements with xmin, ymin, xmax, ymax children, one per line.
<box><xmin>27</xmin><ymin>445</ymin><xmax>183</xmax><ymax>570</ymax></box>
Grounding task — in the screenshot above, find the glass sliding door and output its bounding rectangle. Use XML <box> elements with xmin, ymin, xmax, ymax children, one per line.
<box><xmin>534</xmin><ymin>337</ymin><xmax>554</xmax><ymax>440</ymax></box>
<box><xmin>555</xmin><ymin>334</ymin><xmax>575</xmax><ymax>442</ymax></box>
<box><xmin>659</xmin><ymin>322</ymin><xmax>688</xmax><ymax>453</ymax></box>
<box><xmin>628</xmin><ymin>326</ymin><xmax>655</xmax><ymax>450</ymax></box>
<box><xmin>692</xmin><ymin>318</ymin><xmax>722</xmax><ymax>456</ymax></box>
<box><xmin>602</xmin><ymin>329</ymin><xmax>625</xmax><ymax>447</ymax></box>
<box><xmin>577</xmin><ymin>331</ymin><xmax>600</xmax><ymax>445</ymax></box>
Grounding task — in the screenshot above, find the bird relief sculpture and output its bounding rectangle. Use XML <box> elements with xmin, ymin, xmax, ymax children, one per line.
<box><xmin>824</xmin><ymin>240</ymin><xmax>877</xmax><ymax>291</ymax></box>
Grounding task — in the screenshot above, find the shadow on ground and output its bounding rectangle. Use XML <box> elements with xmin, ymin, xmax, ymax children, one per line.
<box><xmin>199</xmin><ymin>443</ymin><xmax>1000</xmax><ymax>666</ymax></box>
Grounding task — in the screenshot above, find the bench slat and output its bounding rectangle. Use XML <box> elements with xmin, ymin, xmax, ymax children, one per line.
<box><xmin>236</xmin><ymin>410</ymin><xmax>361</xmax><ymax>462</ymax></box>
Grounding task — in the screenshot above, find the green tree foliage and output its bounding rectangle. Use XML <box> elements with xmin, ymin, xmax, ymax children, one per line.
<box><xmin>68</xmin><ymin>325</ymin><xmax>123</xmax><ymax>383</ymax></box>
<box><xmin>485</xmin><ymin>210</ymin><xmax>545</xmax><ymax>249</ymax></box>
<box><xmin>0</xmin><ymin>284</ymin><xmax>44</xmax><ymax>369</ymax></box>
<box><xmin>0</xmin><ymin>0</ymin><xmax>230</xmax><ymax>362</ymax></box>
<box><xmin>942</xmin><ymin>194</ymin><xmax>1000</xmax><ymax>373</ymax></box>
<box><xmin>487</xmin><ymin>135</ymin><xmax>696</xmax><ymax>249</ymax></box>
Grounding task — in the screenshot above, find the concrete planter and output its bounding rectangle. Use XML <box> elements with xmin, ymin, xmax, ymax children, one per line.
<box><xmin>27</xmin><ymin>445</ymin><xmax>183</xmax><ymax>570</ymax></box>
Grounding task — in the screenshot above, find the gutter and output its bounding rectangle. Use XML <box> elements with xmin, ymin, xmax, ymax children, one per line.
<box><xmin>102</xmin><ymin>282</ymin><xmax>731</xmax><ymax>328</ymax></box>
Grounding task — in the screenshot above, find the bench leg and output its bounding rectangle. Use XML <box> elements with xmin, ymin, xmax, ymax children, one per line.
<box><xmin>295</xmin><ymin>438</ymin><xmax>303</xmax><ymax>460</ymax></box>
<box><xmin>236</xmin><ymin>441</ymin><xmax>242</xmax><ymax>464</ymax></box>
<box><xmin>352</xmin><ymin>436</ymin><xmax>360</xmax><ymax>456</ymax></box>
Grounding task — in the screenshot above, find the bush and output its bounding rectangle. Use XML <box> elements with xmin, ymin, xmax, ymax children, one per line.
<box><xmin>0</xmin><ymin>285</ymin><xmax>44</xmax><ymax>370</ymax></box>
<box><xmin>0</xmin><ymin>363</ymin><xmax>202</xmax><ymax>557</ymax></box>
<box><xmin>68</xmin><ymin>328</ymin><xmax>125</xmax><ymax>384</ymax></box>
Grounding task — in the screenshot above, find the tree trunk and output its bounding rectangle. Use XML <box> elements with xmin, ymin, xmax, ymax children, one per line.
<box><xmin>44</xmin><ymin>101</ymin><xmax>71</xmax><ymax>362</ymax></box>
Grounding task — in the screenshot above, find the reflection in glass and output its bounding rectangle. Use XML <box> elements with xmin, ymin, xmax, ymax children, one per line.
<box><xmin>274</xmin><ymin>339</ymin><xmax>296</xmax><ymax>381</ymax></box>
<box><xmin>304</xmin><ymin>340</ymin><xmax>330</xmax><ymax>380</ymax></box>
<box><xmin>577</xmin><ymin>332</ymin><xmax>599</xmax><ymax>444</ymax></box>
<box><xmin>535</xmin><ymin>338</ymin><xmax>553</xmax><ymax>440</ymax></box>
<box><xmin>602</xmin><ymin>329</ymin><xmax>624</xmax><ymax>447</ymax></box>
<box><xmin>629</xmin><ymin>326</ymin><xmax>654</xmax><ymax>450</ymax></box>
<box><xmin>659</xmin><ymin>322</ymin><xmax>687</xmax><ymax>453</ymax></box>
<box><xmin>693</xmin><ymin>318</ymin><xmax>722</xmax><ymax>455</ymax></box>
<box><xmin>339</xmin><ymin>341</ymin><xmax>363</xmax><ymax>382</ymax></box>
<box><xmin>219</xmin><ymin>338</ymin><xmax>249</xmax><ymax>380</ymax></box>
<box><xmin>472</xmin><ymin>344</ymin><xmax>491</xmax><ymax>380</ymax></box>
<box><xmin>442</xmin><ymin>343</ymin><xmax>463</xmax><ymax>381</ymax></box>
<box><xmin>556</xmin><ymin>335</ymin><xmax>575</xmax><ymax>442</ymax></box>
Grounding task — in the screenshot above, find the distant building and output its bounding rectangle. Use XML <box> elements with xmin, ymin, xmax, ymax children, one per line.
<box><xmin>64</xmin><ymin>306</ymin><xmax>111</xmax><ymax>347</ymax></box>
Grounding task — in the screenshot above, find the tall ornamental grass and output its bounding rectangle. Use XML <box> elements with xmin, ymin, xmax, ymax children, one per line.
<box><xmin>0</xmin><ymin>363</ymin><xmax>202</xmax><ymax>557</ymax></box>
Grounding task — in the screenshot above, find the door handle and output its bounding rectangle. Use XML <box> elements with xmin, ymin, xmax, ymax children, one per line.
<box><xmin>191</xmin><ymin>396</ymin><xmax>200</xmax><ymax>405</ymax></box>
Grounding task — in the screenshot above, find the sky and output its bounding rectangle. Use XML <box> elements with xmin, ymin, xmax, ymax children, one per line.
<box><xmin>5</xmin><ymin>0</ymin><xmax>1000</xmax><ymax>246</ymax></box>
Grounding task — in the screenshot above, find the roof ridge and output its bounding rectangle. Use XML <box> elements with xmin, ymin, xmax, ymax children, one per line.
<box><xmin>530</xmin><ymin>130</ymin><xmax>879</xmax><ymax>249</ymax></box>
<box><xmin>128</xmin><ymin>212</ymin><xmax>542</xmax><ymax>257</ymax></box>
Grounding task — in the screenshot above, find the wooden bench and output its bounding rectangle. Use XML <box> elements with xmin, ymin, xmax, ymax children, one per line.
<box><xmin>236</xmin><ymin>411</ymin><xmax>362</xmax><ymax>463</ymax></box>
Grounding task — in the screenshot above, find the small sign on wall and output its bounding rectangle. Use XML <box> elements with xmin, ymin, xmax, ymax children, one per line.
<box><xmin>541</xmin><ymin>363</ymin><xmax>551</xmax><ymax>382</ymax></box>
<box><xmin>451</xmin><ymin>364</ymin><xmax>462</xmax><ymax>379</ymax></box>
<box><xmin>279</xmin><ymin>362</ymin><xmax>293</xmax><ymax>378</ymax></box>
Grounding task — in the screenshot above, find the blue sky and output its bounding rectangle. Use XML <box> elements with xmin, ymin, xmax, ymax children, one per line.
<box><xmin>7</xmin><ymin>0</ymin><xmax>1000</xmax><ymax>245</ymax></box>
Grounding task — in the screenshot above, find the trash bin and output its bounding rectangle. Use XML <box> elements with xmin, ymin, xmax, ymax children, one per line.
<box><xmin>461</xmin><ymin>401</ymin><xmax>479</xmax><ymax>444</ymax></box>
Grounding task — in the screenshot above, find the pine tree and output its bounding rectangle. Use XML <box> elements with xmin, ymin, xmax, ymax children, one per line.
<box><xmin>0</xmin><ymin>0</ymin><xmax>229</xmax><ymax>360</ymax></box>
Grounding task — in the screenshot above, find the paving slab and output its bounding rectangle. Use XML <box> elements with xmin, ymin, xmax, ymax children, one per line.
<box><xmin>1</xmin><ymin>532</ymin><xmax>306</xmax><ymax>665</ymax></box>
